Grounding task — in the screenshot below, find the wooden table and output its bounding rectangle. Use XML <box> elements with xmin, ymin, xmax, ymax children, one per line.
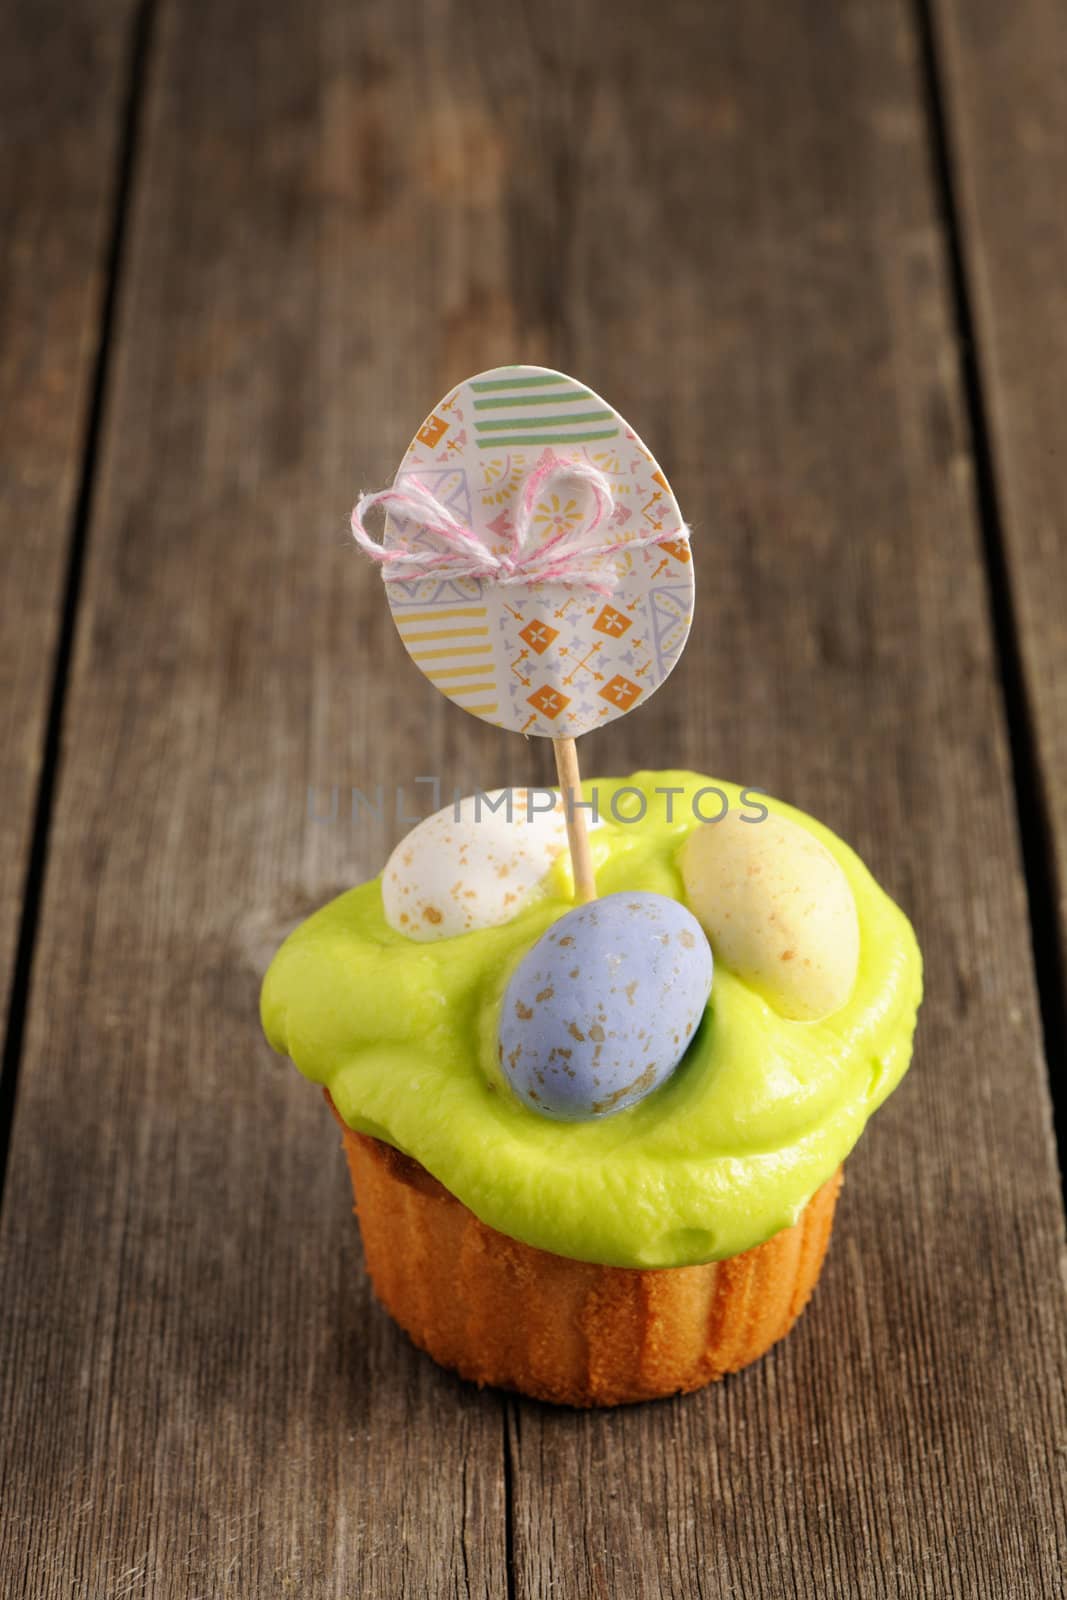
<box><xmin>2</xmin><ymin>2</ymin><xmax>1065</xmax><ymax>1595</ymax></box>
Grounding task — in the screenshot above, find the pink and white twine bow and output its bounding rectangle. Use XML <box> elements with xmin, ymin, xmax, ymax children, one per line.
<box><xmin>350</xmin><ymin>457</ymin><xmax>689</xmax><ymax>597</ymax></box>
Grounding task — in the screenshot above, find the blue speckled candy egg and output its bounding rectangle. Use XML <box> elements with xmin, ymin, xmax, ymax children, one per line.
<box><xmin>498</xmin><ymin>891</ymin><xmax>713</xmax><ymax>1121</ymax></box>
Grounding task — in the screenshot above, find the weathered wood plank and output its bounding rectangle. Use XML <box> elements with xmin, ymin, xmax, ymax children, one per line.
<box><xmin>2</xmin><ymin>0</ymin><xmax>1065</xmax><ymax>1596</ymax></box>
<box><xmin>0</xmin><ymin>0</ymin><xmax>137</xmax><ymax>1099</ymax></box>
<box><xmin>476</xmin><ymin>1</ymin><xmax>1065</xmax><ymax>1595</ymax></box>
<box><xmin>0</xmin><ymin>0</ymin><xmax>518</xmax><ymax>1594</ymax></box>
<box><xmin>930</xmin><ymin>0</ymin><xmax>1067</xmax><ymax>1078</ymax></box>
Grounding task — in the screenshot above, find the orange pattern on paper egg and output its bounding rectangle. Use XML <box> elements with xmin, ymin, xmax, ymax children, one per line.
<box><xmin>417</xmin><ymin>413</ymin><xmax>449</xmax><ymax>448</ymax></box>
<box><xmin>598</xmin><ymin>674</ymin><xmax>642</xmax><ymax>711</ymax></box>
<box><xmin>592</xmin><ymin>604</ymin><xmax>632</xmax><ymax>638</ymax></box>
<box><xmin>659</xmin><ymin>537</ymin><xmax>691</xmax><ymax>564</ymax></box>
<box><xmin>528</xmin><ymin>684</ymin><xmax>571</xmax><ymax>719</ymax></box>
<box><xmin>519</xmin><ymin>620</ymin><xmax>559</xmax><ymax>655</ymax></box>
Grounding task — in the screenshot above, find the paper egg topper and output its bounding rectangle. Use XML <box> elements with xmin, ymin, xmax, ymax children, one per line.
<box><xmin>352</xmin><ymin>366</ymin><xmax>694</xmax><ymax>739</ymax></box>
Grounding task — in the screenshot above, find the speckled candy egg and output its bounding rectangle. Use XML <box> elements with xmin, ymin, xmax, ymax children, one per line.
<box><xmin>383</xmin><ymin>788</ymin><xmax>572</xmax><ymax>941</ymax></box>
<box><xmin>679</xmin><ymin>809</ymin><xmax>860</xmax><ymax>1022</ymax></box>
<box><xmin>498</xmin><ymin>891</ymin><xmax>713</xmax><ymax>1120</ymax></box>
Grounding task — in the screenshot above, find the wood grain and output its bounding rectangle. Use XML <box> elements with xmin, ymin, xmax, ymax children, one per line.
<box><xmin>930</xmin><ymin>0</ymin><xmax>1067</xmax><ymax>1078</ymax></box>
<box><xmin>0</xmin><ymin>0</ymin><xmax>137</xmax><ymax>1078</ymax></box>
<box><xmin>474</xmin><ymin>0</ymin><xmax>1067</xmax><ymax>1594</ymax></box>
<box><xmin>0</xmin><ymin>1</ymin><xmax>517</xmax><ymax>1594</ymax></box>
<box><xmin>0</xmin><ymin>0</ymin><xmax>1065</xmax><ymax>1596</ymax></box>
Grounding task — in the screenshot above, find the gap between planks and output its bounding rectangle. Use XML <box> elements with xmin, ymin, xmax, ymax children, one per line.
<box><xmin>912</xmin><ymin>0</ymin><xmax>1067</xmax><ymax>1196</ymax></box>
<box><xmin>0</xmin><ymin>0</ymin><xmax>160</xmax><ymax>1206</ymax></box>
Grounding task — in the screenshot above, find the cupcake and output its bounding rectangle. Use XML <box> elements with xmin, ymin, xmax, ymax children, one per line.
<box><xmin>261</xmin><ymin>772</ymin><xmax>922</xmax><ymax>1407</ymax></box>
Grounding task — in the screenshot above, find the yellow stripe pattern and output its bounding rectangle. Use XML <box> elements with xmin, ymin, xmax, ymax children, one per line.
<box><xmin>400</xmin><ymin>626</ymin><xmax>490</xmax><ymax>642</ymax></box>
<box><xmin>425</xmin><ymin>665</ymin><xmax>495</xmax><ymax>681</ymax></box>
<box><xmin>394</xmin><ymin>607</ymin><xmax>488</xmax><ymax>623</ymax></box>
<box><xmin>395</xmin><ymin>603</ymin><xmax>498</xmax><ymax>714</ymax></box>
<box><xmin>409</xmin><ymin>644</ymin><xmax>492</xmax><ymax>661</ymax></box>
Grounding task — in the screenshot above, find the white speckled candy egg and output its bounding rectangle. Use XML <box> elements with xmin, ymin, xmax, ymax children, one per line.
<box><xmin>679</xmin><ymin>810</ymin><xmax>859</xmax><ymax>1022</ymax></box>
<box><xmin>383</xmin><ymin>789</ymin><xmax>571</xmax><ymax>941</ymax></box>
<box><xmin>498</xmin><ymin>892</ymin><xmax>713</xmax><ymax>1120</ymax></box>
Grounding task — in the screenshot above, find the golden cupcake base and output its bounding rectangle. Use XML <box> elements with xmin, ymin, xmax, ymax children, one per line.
<box><xmin>330</xmin><ymin>1097</ymin><xmax>842</xmax><ymax>1407</ymax></box>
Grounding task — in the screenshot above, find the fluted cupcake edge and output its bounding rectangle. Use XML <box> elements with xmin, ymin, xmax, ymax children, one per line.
<box><xmin>329</xmin><ymin>1095</ymin><xmax>842</xmax><ymax>1408</ymax></box>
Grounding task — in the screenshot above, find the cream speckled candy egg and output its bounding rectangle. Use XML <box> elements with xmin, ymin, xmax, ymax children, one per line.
<box><xmin>679</xmin><ymin>810</ymin><xmax>859</xmax><ymax>1022</ymax></box>
<box><xmin>383</xmin><ymin>789</ymin><xmax>572</xmax><ymax>941</ymax></box>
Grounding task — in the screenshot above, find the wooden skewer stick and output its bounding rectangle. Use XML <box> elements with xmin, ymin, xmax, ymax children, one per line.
<box><xmin>553</xmin><ymin>736</ymin><xmax>597</xmax><ymax>903</ymax></box>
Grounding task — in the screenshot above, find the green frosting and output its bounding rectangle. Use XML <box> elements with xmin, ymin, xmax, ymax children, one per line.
<box><xmin>261</xmin><ymin>773</ymin><xmax>922</xmax><ymax>1267</ymax></box>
